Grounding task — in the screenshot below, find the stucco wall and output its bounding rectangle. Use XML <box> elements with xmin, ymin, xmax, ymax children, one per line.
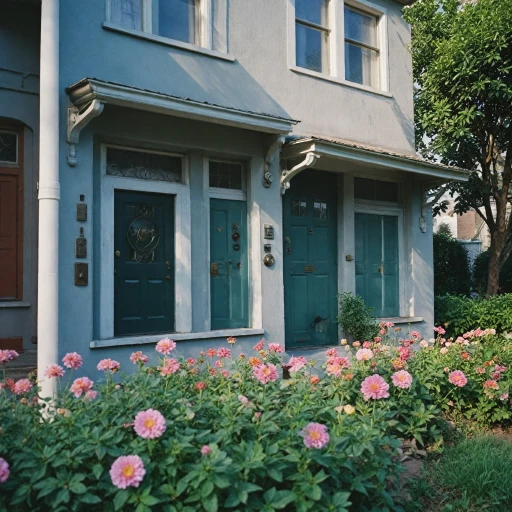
<box><xmin>0</xmin><ymin>1</ymin><xmax>40</xmax><ymax>350</ymax></box>
<box><xmin>59</xmin><ymin>0</ymin><xmax>414</xmax><ymax>155</ymax></box>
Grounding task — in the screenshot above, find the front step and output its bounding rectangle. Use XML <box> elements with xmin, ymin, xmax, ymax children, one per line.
<box><xmin>3</xmin><ymin>350</ymin><xmax>37</xmax><ymax>381</ymax></box>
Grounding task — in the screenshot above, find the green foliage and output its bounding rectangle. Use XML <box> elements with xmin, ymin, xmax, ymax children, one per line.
<box><xmin>433</xmin><ymin>233</ymin><xmax>472</xmax><ymax>297</ymax></box>
<box><xmin>409</xmin><ymin>331</ymin><xmax>512</xmax><ymax>426</ymax></box>
<box><xmin>436</xmin><ymin>223</ymin><xmax>453</xmax><ymax>237</ymax></box>
<box><xmin>404</xmin><ymin>436</ymin><xmax>512</xmax><ymax>512</ymax></box>
<box><xmin>337</xmin><ymin>292</ymin><xmax>379</xmax><ymax>342</ymax></box>
<box><xmin>434</xmin><ymin>294</ymin><xmax>512</xmax><ymax>338</ymax></box>
<box><xmin>473</xmin><ymin>249</ymin><xmax>512</xmax><ymax>294</ymax></box>
<box><xmin>1</xmin><ymin>336</ymin><xmax>444</xmax><ymax>512</ymax></box>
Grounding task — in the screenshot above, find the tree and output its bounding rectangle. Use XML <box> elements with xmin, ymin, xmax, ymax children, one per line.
<box><xmin>404</xmin><ymin>0</ymin><xmax>512</xmax><ymax>296</ymax></box>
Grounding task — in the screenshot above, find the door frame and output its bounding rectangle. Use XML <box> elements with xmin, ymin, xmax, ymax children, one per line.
<box><xmin>98</xmin><ymin>143</ymin><xmax>192</xmax><ymax>339</ymax></box>
<box><xmin>203</xmin><ymin>156</ymin><xmax>257</xmax><ymax>331</ymax></box>
<box><xmin>353</xmin><ymin>202</ymin><xmax>409</xmax><ymax>318</ymax></box>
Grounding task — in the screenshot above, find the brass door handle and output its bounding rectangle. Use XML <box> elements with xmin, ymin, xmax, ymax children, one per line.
<box><xmin>115</xmin><ymin>250</ymin><xmax>121</xmax><ymax>258</ymax></box>
<box><xmin>378</xmin><ymin>265</ymin><xmax>384</xmax><ymax>274</ymax></box>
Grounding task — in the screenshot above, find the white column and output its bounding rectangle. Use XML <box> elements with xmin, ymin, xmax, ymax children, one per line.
<box><xmin>38</xmin><ymin>0</ymin><xmax>60</xmax><ymax>397</ymax></box>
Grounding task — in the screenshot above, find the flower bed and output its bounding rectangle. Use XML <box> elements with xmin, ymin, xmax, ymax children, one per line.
<box><xmin>0</xmin><ymin>327</ymin><xmax>444</xmax><ymax>512</ymax></box>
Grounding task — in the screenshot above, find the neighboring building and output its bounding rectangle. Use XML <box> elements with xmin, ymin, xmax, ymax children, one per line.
<box><xmin>0</xmin><ymin>0</ymin><xmax>467</xmax><ymax>394</ymax></box>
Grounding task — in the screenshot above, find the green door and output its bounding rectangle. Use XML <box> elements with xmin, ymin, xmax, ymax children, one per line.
<box><xmin>283</xmin><ymin>170</ymin><xmax>338</xmax><ymax>348</ymax></box>
<box><xmin>210</xmin><ymin>199</ymin><xmax>248</xmax><ymax>329</ymax></box>
<box><xmin>355</xmin><ymin>213</ymin><xmax>399</xmax><ymax>318</ymax></box>
<box><xmin>114</xmin><ymin>190</ymin><xmax>175</xmax><ymax>336</ymax></box>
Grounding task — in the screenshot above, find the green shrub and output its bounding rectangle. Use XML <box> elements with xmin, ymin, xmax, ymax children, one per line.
<box><xmin>337</xmin><ymin>292</ymin><xmax>379</xmax><ymax>342</ymax></box>
<box><xmin>409</xmin><ymin>330</ymin><xmax>512</xmax><ymax>426</ymax></box>
<box><xmin>433</xmin><ymin>233</ymin><xmax>472</xmax><ymax>296</ymax></box>
<box><xmin>434</xmin><ymin>294</ymin><xmax>512</xmax><ymax>338</ymax></box>
<box><xmin>0</xmin><ymin>332</ymin><xmax>443</xmax><ymax>512</ymax></box>
<box><xmin>473</xmin><ymin>249</ymin><xmax>512</xmax><ymax>294</ymax></box>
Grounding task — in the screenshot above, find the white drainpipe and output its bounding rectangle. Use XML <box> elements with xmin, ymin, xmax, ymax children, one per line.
<box><xmin>38</xmin><ymin>0</ymin><xmax>60</xmax><ymax>397</ymax></box>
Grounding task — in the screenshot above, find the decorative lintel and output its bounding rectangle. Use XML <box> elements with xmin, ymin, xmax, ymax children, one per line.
<box><xmin>67</xmin><ymin>99</ymin><xmax>105</xmax><ymax>166</ymax></box>
<box><xmin>280</xmin><ymin>152</ymin><xmax>320</xmax><ymax>195</ymax></box>
<box><xmin>263</xmin><ymin>134</ymin><xmax>286</xmax><ymax>188</ymax></box>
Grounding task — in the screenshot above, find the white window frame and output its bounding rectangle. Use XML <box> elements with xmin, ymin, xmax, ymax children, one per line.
<box><xmin>207</xmin><ymin>157</ymin><xmax>247</xmax><ymax>201</ymax></box>
<box><xmin>105</xmin><ymin>0</ymin><xmax>224</xmax><ymax>55</ymax></box>
<box><xmin>288</xmin><ymin>0</ymin><xmax>389</xmax><ymax>95</ymax></box>
<box><xmin>97</xmin><ymin>143</ymin><xmax>192</xmax><ymax>340</ymax></box>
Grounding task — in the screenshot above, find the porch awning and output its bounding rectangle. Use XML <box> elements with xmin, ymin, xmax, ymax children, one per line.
<box><xmin>65</xmin><ymin>77</ymin><xmax>299</xmax><ymax>166</ymax></box>
<box><xmin>281</xmin><ymin>136</ymin><xmax>469</xmax><ymax>191</ymax></box>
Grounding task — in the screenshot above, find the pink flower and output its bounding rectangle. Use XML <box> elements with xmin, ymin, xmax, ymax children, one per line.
<box><xmin>238</xmin><ymin>394</ymin><xmax>249</xmax><ymax>404</ymax></box>
<box><xmin>374</xmin><ymin>337</ymin><xmax>382</xmax><ymax>343</ymax></box>
<box><xmin>0</xmin><ymin>350</ymin><xmax>19</xmax><ymax>363</ymax></box>
<box><xmin>495</xmin><ymin>365</ymin><xmax>507</xmax><ymax>373</ymax></box>
<box><xmin>391</xmin><ymin>370</ymin><xmax>413</xmax><ymax>389</ymax></box>
<box><xmin>70</xmin><ymin>377</ymin><xmax>94</xmax><ymax>397</ymax></box>
<box><xmin>201</xmin><ymin>445</ymin><xmax>211</xmax><ymax>456</ymax></box>
<box><xmin>484</xmin><ymin>379</ymin><xmax>499</xmax><ymax>390</ymax></box>
<box><xmin>434</xmin><ymin>326</ymin><xmax>446</xmax><ymax>335</ymax></box>
<box><xmin>268</xmin><ymin>343</ymin><xmax>285</xmax><ymax>353</ymax></box>
<box><xmin>325</xmin><ymin>348</ymin><xmax>338</xmax><ymax>357</ymax></box>
<box><xmin>221</xmin><ymin>369</ymin><xmax>230</xmax><ymax>378</ymax></box>
<box><xmin>44</xmin><ymin>364</ymin><xmax>65</xmax><ymax>378</ymax></box>
<box><xmin>134</xmin><ymin>409</ymin><xmax>166</xmax><ymax>439</ymax></box>
<box><xmin>440</xmin><ymin>347</ymin><xmax>449</xmax><ymax>355</ymax></box>
<box><xmin>97</xmin><ymin>359</ymin><xmax>120</xmax><ymax>373</ymax></box>
<box><xmin>379</xmin><ymin>329</ymin><xmax>386</xmax><ymax>335</ymax></box>
<box><xmin>110</xmin><ymin>455</ymin><xmax>145</xmax><ymax>489</ymax></box>
<box><xmin>301</xmin><ymin>423</ymin><xmax>329</xmax><ymax>449</ymax></box>
<box><xmin>130</xmin><ymin>352</ymin><xmax>149</xmax><ymax>364</ymax></box>
<box><xmin>500</xmin><ymin>393</ymin><xmax>509</xmax><ymax>401</ymax></box>
<box><xmin>448</xmin><ymin>370</ymin><xmax>467</xmax><ymax>388</ymax></box>
<box><xmin>355</xmin><ymin>348</ymin><xmax>374</xmax><ymax>361</ymax></box>
<box><xmin>253</xmin><ymin>363</ymin><xmax>279</xmax><ymax>384</ymax></box>
<box><xmin>253</xmin><ymin>411</ymin><xmax>262</xmax><ymax>419</ymax></box>
<box><xmin>155</xmin><ymin>338</ymin><xmax>176</xmax><ymax>354</ymax></box>
<box><xmin>287</xmin><ymin>356</ymin><xmax>307</xmax><ymax>373</ymax></box>
<box><xmin>0</xmin><ymin>458</ymin><xmax>9</xmax><ymax>483</ymax></box>
<box><xmin>253</xmin><ymin>339</ymin><xmax>265</xmax><ymax>351</ymax></box>
<box><xmin>476</xmin><ymin>367</ymin><xmax>486</xmax><ymax>374</ymax></box>
<box><xmin>360</xmin><ymin>374</ymin><xmax>390</xmax><ymax>400</ymax></box>
<box><xmin>207</xmin><ymin>348</ymin><xmax>216</xmax><ymax>357</ymax></box>
<box><xmin>215</xmin><ymin>360</ymin><xmax>223</xmax><ymax>368</ymax></box>
<box><xmin>326</xmin><ymin>356</ymin><xmax>350</xmax><ymax>377</ymax></box>
<box><xmin>217</xmin><ymin>347</ymin><xmax>231</xmax><ymax>359</ymax></box>
<box><xmin>187</xmin><ymin>358</ymin><xmax>196</xmax><ymax>366</ymax></box>
<box><xmin>227</xmin><ymin>336</ymin><xmax>237</xmax><ymax>345</ymax></box>
<box><xmin>383</xmin><ymin>321</ymin><xmax>394</xmax><ymax>328</ymax></box>
<box><xmin>159</xmin><ymin>358</ymin><xmax>180</xmax><ymax>376</ymax></box>
<box><xmin>13</xmin><ymin>378</ymin><xmax>32</xmax><ymax>395</ymax></box>
<box><xmin>84</xmin><ymin>390</ymin><xmax>98</xmax><ymax>401</ymax></box>
<box><xmin>62</xmin><ymin>352</ymin><xmax>83</xmax><ymax>370</ymax></box>
<box><xmin>419</xmin><ymin>340</ymin><xmax>428</xmax><ymax>348</ymax></box>
<box><xmin>411</xmin><ymin>331</ymin><xmax>421</xmax><ymax>339</ymax></box>
<box><xmin>195</xmin><ymin>381</ymin><xmax>206</xmax><ymax>390</ymax></box>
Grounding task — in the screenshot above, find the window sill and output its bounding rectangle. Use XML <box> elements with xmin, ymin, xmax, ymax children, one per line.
<box><xmin>0</xmin><ymin>301</ymin><xmax>31</xmax><ymax>309</ymax></box>
<box><xmin>103</xmin><ymin>22</ymin><xmax>236</xmax><ymax>63</ymax></box>
<box><xmin>377</xmin><ymin>316</ymin><xmax>423</xmax><ymax>324</ymax></box>
<box><xmin>90</xmin><ymin>328</ymin><xmax>264</xmax><ymax>349</ymax></box>
<box><xmin>290</xmin><ymin>66</ymin><xmax>392</xmax><ymax>98</ymax></box>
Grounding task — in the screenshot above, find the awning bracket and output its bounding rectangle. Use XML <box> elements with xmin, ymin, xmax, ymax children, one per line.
<box><xmin>420</xmin><ymin>182</ymin><xmax>450</xmax><ymax>233</ymax></box>
<box><xmin>67</xmin><ymin>99</ymin><xmax>105</xmax><ymax>167</ymax></box>
<box><xmin>280</xmin><ymin>152</ymin><xmax>320</xmax><ymax>194</ymax></box>
<box><xmin>263</xmin><ymin>134</ymin><xmax>286</xmax><ymax>188</ymax></box>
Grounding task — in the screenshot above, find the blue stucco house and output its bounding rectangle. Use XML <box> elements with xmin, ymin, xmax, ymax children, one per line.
<box><xmin>0</xmin><ymin>0</ymin><xmax>467</xmax><ymax>395</ymax></box>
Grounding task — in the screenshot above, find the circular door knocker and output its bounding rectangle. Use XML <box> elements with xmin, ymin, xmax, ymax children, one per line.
<box><xmin>232</xmin><ymin>232</ymin><xmax>240</xmax><ymax>241</ymax></box>
<box><xmin>263</xmin><ymin>253</ymin><xmax>275</xmax><ymax>267</ymax></box>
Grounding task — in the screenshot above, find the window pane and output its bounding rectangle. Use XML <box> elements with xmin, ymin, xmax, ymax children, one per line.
<box><xmin>110</xmin><ymin>0</ymin><xmax>142</xmax><ymax>30</ymax></box>
<box><xmin>345</xmin><ymin>42</ymin><xmax>378</xmax><ymax>87</ymax></box>
<box><xmin>314</xmin><ymin>202</ymin><xmax>328</xmax><ymax>219</ymax></box>
<box><xmin>344</xmin><ymin>7</ymin><xmax>376</xmax><ymax>47</ymax></box>
<box><xmin>0</xmin><ymin>132</ymin><xmax>17</xmax><ymax>163</ymax></box>
<box><xmin>157</xmin><ymin>0</ymin><xmax>197</xmax><ymax>44</ymax></box>
<box><xmin>354</xmin><ymin>177</ymin><xmax>374</xmax><ymax>200</ymax></box>
<box><xmin>106</xmin><ymin>148</ymin><xmax>182</xmax><ymax>183</ymax></box>
<box><xmin>296</xmin><ymin>0</ymin><xmax>329</xmax><ymax>27</ymax></box>
<box><xmin>375</xmin><ymin>181</ymin><xmax>399</xmax><ymax>203</ymax></box>
<box><xmin>209</xmin><ymin>161</ymin><xmax>244</xmax><ymax>190</ymax></box>
<box><xmin>292</xmin><ymin>200</ymin><xmax>307</xmax><ymax>217</ymax></box>
<box><xmin>296</xmin><ymin>23</ymin><xmax>329</xmax><ymax>73</ymax></box>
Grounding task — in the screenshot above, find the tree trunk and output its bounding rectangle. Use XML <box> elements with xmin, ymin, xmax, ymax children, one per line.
<box><xmin>486</xmin><ymin>233</ymin><xmax>505</xmax><ymax>297</ymax></box>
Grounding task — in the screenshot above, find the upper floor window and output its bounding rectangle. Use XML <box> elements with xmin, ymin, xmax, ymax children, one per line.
<box><xmin>290</xmin><ymin>0</ymin><xmax>387</xmax><ymax>93</ymax></box>
<box><xmin>354</xmin><ymin>177</ymin><xmax>399</xmax><ymax>203</ymax></box>
<box><xmin>108</xmin><ymin>0</ymin><xmax>228</xmax><ymax>53</ymax></box>
<box><xmin>344</xmin><ymin>6</ymin><xmax>379</xmax><ymax>88</ymax></box>
<box><xmin>295</xmin><ymin>0</ymin><xmax>331</xmax><ymax>74</ymax></box>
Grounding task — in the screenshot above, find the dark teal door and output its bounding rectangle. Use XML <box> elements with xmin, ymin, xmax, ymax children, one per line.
<box><xmin>210</xmin><ymin>199</ymin><xmax>248</xmax><ymax>329</ymax></box>
<box><xmin>114</xmin><ymin>190</ymin><xmax>175</xmax><ymax>336</ymax></box>
<box><xmin>283</xmin><ymin>170</ymin><xmax>338</xmax><ymax>348</ymax></box>
<box><xmin>355</xmin><ymin>213</ymin><xmax>399</xmax><ymax>317</ymax></box>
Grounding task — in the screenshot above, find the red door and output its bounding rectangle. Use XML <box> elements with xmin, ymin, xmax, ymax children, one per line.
<box><xmin>0</xmin><ymin>126</ymin><xmax>23</xmax><ymax>300</ymax></box>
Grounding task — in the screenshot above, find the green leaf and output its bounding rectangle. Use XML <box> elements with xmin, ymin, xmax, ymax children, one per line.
<box><xmin>224</xmin><ymin>492</ymin><xmax>240</xmax><ymax>508</ymax></box>
<box><xmin>201</xmin><ymin>493</ymin><xmax>218</xmax><ymax>512</ymax></box>
<box><xmin>114</xmin><ymin>489</ymin><xmax>130</xmax><ymax>511</ymax></box>
<box><xmin>80</xmin><ymin>493</ymin><xmax>103</xmax><ymax>504</ymax></box>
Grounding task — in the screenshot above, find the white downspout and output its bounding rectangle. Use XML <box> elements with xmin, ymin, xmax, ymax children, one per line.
<box><xmin>38</xmin><ymin>0</ymin><xmax>60</xmax><ymax>397</ymax></box>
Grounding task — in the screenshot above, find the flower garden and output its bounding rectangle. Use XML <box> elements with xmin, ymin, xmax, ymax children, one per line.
<box><xmin>0</xmin><ymin>324</ymin><xmax>511</xmax><ymax>511</ymax></box>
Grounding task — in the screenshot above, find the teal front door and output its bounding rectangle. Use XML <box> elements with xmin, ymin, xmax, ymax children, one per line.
<box><xmin>210</xmin><ymin>199</ymin><xmax>248</xmax><ymax>329</ymax></box>
<box><xmin>283</xmin><ymin>170</ymin><xmax>338</xmax><ymax>348</ymax></box>
<box><xmin>355</xmin><ymin>213</ymin><xmax>399</xmax><ymax>317</ymax></box>
<box><xmin>114</xmin><ymin>190</ymin><xmax>175</xmax><ymax>336</ymax></box>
